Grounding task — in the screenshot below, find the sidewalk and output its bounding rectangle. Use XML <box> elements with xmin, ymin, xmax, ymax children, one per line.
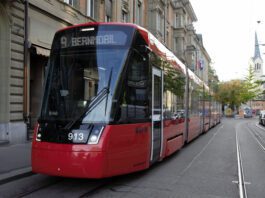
<box><xmin>0</xmin><ymin>141</ymin><xmax>32</xmax><ymax>184</ymax></box>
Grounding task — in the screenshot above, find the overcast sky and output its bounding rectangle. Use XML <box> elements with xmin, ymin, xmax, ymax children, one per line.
<box><xmin>189</xmin><ymin>0</ymin><xmax>265</xmax><ymax>81</ymax></box>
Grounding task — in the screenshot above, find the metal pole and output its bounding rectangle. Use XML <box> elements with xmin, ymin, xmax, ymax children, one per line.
<box><xmin>23</xmin><ymin>0</ymin><xmax>29</xmax><ymax>140</ymax></box>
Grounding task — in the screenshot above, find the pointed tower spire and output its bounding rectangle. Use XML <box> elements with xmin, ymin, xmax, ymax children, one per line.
<box><xmin>254</xmin><ymin>32</ymin><xmax>262</xmax><ymax>59</ymax></box>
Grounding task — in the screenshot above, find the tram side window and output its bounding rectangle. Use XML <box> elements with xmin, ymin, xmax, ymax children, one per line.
<box><xmin>189</xmin><ymin>81</ymin><xmax>200</xmax><ymax>117</ymax></box>
<box><xmin>204</xmin><ymin>92</ymin><xmax>211</xmax><ymax>117</ymax></box>
<box><xmin>118</xmin><ymin>51</ymin><xmax>149</xmax><ymax>123</ymax></box>
<box><xmin>163</xmin><ymin>64</ymin><xmax>185</xmax><ymax>120</ymax></box>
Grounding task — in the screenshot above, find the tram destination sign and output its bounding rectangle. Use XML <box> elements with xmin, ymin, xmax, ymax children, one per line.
<box><xmin>60</xmin><ymin>31</ymin><xmax>128</xmax><ymax>48</ymax></box>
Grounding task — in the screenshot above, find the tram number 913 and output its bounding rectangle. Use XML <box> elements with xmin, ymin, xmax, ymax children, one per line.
<box><xmin>67</xmin><ymin>130</ymin><xmax>89</xmax><ymax>143</ymax></box>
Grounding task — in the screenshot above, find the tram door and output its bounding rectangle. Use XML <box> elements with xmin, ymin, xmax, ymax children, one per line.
<box><xmin>151</xmin><ymin>67</ymin><xmax>163</xmax><ymax>164</ymax></box>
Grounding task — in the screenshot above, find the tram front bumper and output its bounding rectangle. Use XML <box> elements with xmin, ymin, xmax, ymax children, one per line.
<box><xmin>32</xmin><ymin>143</ymin><xmax>107</xmax><ymax>178</ymax></box>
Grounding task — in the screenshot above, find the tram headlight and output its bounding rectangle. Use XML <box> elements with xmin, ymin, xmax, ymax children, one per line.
<box><xmin>35</xmin><ymin>124</ymin><xmax>41</xmax><ymax>142</ymax></box>
<box><xmin>37</xmin><ymin>133</ymin><xmax>42</xmax><ymax>140</ymax></box>
<box><xmin>87</xmin><ymin>125</ymin><xmax>104</xmax><ymax>144</ymax></box>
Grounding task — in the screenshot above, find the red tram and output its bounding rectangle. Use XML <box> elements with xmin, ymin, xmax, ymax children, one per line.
<box><xmin>32</xmin><ymin>22</ymin><xmax>221</xmax><ymax>178</ymax></box>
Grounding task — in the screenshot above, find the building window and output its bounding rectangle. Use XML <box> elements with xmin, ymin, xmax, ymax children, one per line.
<box><xmin>87</xmin><ymin>0</ymin><xmax>94</xmax><ymax>18</ymax></box>
<box><xmin>105</xmin><ymin>0</ymin><xmax>112</xmax><ymax>22</ymax></box>
<box><xmin>156</xmin><ymin>9</ymin><xmax>165</xmax><ymax>38</ymax></box>
<box><xmin>166</xmin><ymin>31</ymin><xmax>169</xmax><ymax>46</ymax></box>
<box><xmin>64</xmin><ymin>0</ymin><xmax>74</xmax><ymax>7</ymax></box>
<box><xmin>135</xmin><ymin>0</ymin><xmax>142</xmax><ymax>25</ymax></box>
<box><xmin>175</xmin><ymin>14</ymin><xmax>179</xmax><ymax>28</ymax></box>
<box><xmin>156</xmin><ymin>11</ymin><xmax>161</xmax><ymax>31</ymax></box>
<box><xmin>255</xmin><ymin>63</ymin><xmax>261</xmax><ymax>71</ymax></box>
<box><xmin>105</xmin><ymin>15</ymin><xmax>111</xmax><ymax>22</ymax></box>
<box><xmin>175</xmin><ymin>13</ymin><xmax>183</xmax><ymax>28</ymax></box>
<box><xmin>122</xmin><ymin>10</ymin><xmax>129</xmax><ymax>22</ymax></box>
<box><xmin>64</xmin><ymin>0</ymin><xmax>79</xmax><ymax>9</ymax></box>
<box><xmin>156</xmin><ymin>9</ymin><xmax>164</xmax><ymax>37</ymax></box>
<box><xmin>121</xmin><ymin>0</ymin><xmax>129</xmax><ymax>23</ymax></box>
<box><xmin>174</xmin><ymin>37</ymin><xmax>178</xmax><ymax>52</ymax></box>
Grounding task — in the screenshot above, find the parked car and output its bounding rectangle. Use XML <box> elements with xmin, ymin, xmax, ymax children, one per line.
<box><xmin>172</xmin><ymin>110</ymin><xmax>185</xmax><ymax>120</ymax></box>
<box><xmin>259</xmin><ymin>110</ymin><xmax>265</xmax><ymax>125</ymax></box>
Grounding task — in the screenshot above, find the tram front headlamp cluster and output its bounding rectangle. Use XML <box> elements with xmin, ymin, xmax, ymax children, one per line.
<box><xmin>87</xmin><ymin>125</ymin><xmax>104</xmax><ymax>144</ymax></box>
<box><xmin>35</xmin><ymin>124</ymin><xmax>41</xmax><ymax>142</ymax></box>
<box><xmin>70</xmin><ymin>125</ymin><xmax>104</xmax><ymax>144</ymax></box>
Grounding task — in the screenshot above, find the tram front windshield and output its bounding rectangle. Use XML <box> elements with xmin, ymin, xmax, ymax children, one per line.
<box><xmin>40</xmin><ymin>25</ymin><xmax>134</xmax><ymax>124</ymax></box>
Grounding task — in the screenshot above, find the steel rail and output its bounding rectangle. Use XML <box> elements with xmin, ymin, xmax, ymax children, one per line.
<box><xmin>78</xmin><ymin>180</ymin><xmax>110</xmax><ymax>198</ymax></box>
<box><xmin>235</xmin><ymin>124</ymin><xmax>248</xmax><ymax>198</ymax></box>
<box><xmin>16</xmin><ymin>177</ymin><xmax>63</xmax><ymax>198</ymax></box>
<box><xmin>247</xmin><ymin>123</ymin><xmax>265</xmax><ymax>151</ymax></box>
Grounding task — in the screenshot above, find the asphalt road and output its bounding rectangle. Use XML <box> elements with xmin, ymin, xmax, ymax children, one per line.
<box><xmin>237</xmin><ymin>120</ymin><xmax>265</xmax><ymax>198</ymax></box>
<box><xmin>0</xmin><ymin>118</ymin><xmax>265</xmax><ymax>198</ymax></box>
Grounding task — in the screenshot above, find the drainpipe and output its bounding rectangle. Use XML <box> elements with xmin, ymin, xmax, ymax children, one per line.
<box><xmin>23</xmin><ymin>0</ymin><xmax>29</xmax><ymax>139</ymax></box>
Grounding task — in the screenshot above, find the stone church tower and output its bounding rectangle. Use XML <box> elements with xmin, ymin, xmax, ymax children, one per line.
<box><xmin>250</xmin><ymin>32</ymin><xmax>263</xmax><ymax>81</ymax></box>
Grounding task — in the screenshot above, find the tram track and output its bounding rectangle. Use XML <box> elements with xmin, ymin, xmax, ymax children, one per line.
<box><xmin>246</xmin><ymin>122</ymin><xmax>265</xmax><ymax>151</ymax></box>
<box><xmin>15</xmin><ymin>177</ymin><xmax>64</xmax><ymax>198</ymax></box>
<box><xmin>234</xmin><ymin>121</ymin><xmax>265</xmax><ymax>198</ymax></box>
<box><xmin>78</xmin><ymin>180</ymin><xmax>110</xmax><ymax>198</ymax></box>
<box><xmin>235</xmin><ymin>123</ymin><xmax>247</xmax><ymax>198</ymax></box>
<box><xmin>13</xmin><ymin>175</ymin><xmax>111</xmax><ymax>198</ymax></box>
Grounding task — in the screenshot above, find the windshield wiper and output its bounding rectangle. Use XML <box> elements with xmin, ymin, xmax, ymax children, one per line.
<box><xmin>104</xmin><ymin>67</ymin><xmax>113</xmax><ymax>115</ymax></box>
<box><xmin>63</xmin><ymin>87</ymin><xmax>109</xmax><ymax>131</ymax></box>
<box><xmin>86</xmin><ymin>67</ymin><xmax>113</xmax><ymax>116</ymax></box>
<box><xmin>63</xmin><ymin>68</ymin><xmax>113</xmax><ymax>131</ymax></box>
<box><xmin>85</xmin><ymin>87</ymin><xmax>109</xmax><ymax>115</ymax></box>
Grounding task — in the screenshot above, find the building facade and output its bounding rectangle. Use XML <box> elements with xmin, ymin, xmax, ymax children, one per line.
<box><xmin>0</xmin><ymin>0</ymin><xmax>94</xmax><ymax>144</ymax></box>
<box><xmin>145</xmin><ymin>0</ymin><xmax>210</xmax><ymax>84</ymax></box>
<box><xmin>0</xmin><ymin>0</ymin><xmax>211</xmax><ymax>144</ymax></box>
<box><xmin>249</xmin><ymin>100</ymin><xmax>265</xmax><ymax>114</ymax></box>
<box><xmin>169</xmin><ymin>0</ymin><xmax>210</xmax><ymax>84</ymax></box>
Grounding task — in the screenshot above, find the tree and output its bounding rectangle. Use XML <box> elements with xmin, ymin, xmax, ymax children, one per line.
<box><xmin>214</xmin><ymin>80</ymin><xmax>244</xmax><ymax>110</ymax></box>
<box><xmin>214</xmin><ymin>64</ymin><xmax>263</xmax><ymax>110</ymax></box>
<box><xmin>240</xmin><ymin>64</ymin><xmax>263</xmax><ymax>103</ymax></box>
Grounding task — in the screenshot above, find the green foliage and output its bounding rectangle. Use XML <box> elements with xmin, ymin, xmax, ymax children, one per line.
<box><xmin>214</xmin><ymin>64</ymin><xmax>263</xmax><ymax>109</ymax></box>
<box><xmin>208</xmin><ymin>64</ymin><xmax>219</xmax><ymax>93</ymax></box>
<box><xmin>151</xmin><ymin>53</ymin><xmax>186</xmax><ymax>97</ymax></box>
<box><xmin>215</xmin><ymin>80</ymin><xmax>244</xmax><ymax>109</ymax></box>
<box><xmin>240</xmin><ymin>64</ymin><xmax>263</xmax><ymax>102</ymax></box>
<box><xmin>164</xmin><ymin>66</ymin><xmax>185</xmax><ymax>97</ymax></box>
